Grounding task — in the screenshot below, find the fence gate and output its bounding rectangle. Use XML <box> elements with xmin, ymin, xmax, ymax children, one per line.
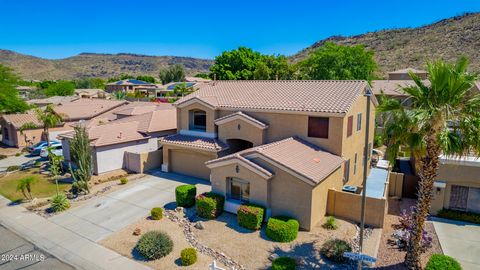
<box><xmin>402</xmin><ymin>175</ymin><xmax>420</xmax><ymax>199</ymax></box>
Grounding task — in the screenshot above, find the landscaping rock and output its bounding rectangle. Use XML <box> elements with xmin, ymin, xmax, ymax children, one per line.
<box><xmin>195</xmin><ymin>221</ymin><xmax>205</xmax><ymax>230</ymax></box>
<box><xmin>133</xmin><ymin>228</ymin><xmax>141</xmax><ymax>236</ymax></box>
<box><xmin>268</xmin><ymin>253</ymin><xmax>279</xmax><ymax>261</ymax></box>
<box><xmin>175</xmin><ymin>206</ymin><xmax>185</xmax><ymax>213</ymax></box>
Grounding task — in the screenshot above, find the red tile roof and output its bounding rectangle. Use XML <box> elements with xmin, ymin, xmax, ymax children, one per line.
<box><xmin>160</xmin><ymin>134</ymin><xmax>229</xmax><ymax>152</ymax></box>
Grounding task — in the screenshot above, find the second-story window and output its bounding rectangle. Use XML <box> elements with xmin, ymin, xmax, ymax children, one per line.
<box><xmin>191</xmin><ymin>110</ymin><xmax>207</xmax><ymax>131</ymax></box>
<box><xmin>308</xmin><ymin>117</ymin><xmax>329</xmax><ymax>139</ymax></box>
<box><xmin>347</xmin><ymin>116</ymin><xmax>353</xmax><ymax>137</ymax></box>
<box><xmin>357</xmin><ymin>113</ymin><xmax>362</xmax><ymax>131</ymax></box>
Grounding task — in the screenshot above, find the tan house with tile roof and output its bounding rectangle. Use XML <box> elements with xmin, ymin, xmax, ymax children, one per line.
<box><xmin>160</xmin><ymin>80</ymin><xmax>377</xmax><ymax>230</ymax></box>
<box><xmin>60</xmin><ymin>108</ymin><xmax>176</xmax><ymax>174</ymax></box>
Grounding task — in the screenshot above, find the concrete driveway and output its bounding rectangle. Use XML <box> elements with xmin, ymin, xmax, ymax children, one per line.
<box><xmin>0</xmin><ymin>154</ymin><xmax>39</xmax><ymax>172</ymax></box>
<box><xmin>49</xmin><ymin>171</ymin><xmax>210</xmax><ymax>242</ymax></box>
<box><xmin>431</xmin><ymin>217</ymin><xmax>480</xmax><ymax>270</ymax></box>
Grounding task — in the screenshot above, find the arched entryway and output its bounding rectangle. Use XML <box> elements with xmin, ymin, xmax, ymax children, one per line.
<box><xmin>226</xmin><ymin>138</ymin><xmax>253</xmax><ymax>153</ymax></box>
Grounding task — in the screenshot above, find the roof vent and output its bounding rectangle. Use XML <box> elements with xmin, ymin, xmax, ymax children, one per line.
<box><xmin>118</xmin><ymin>132</ymin><xmax>122</xmax><ymax>139</ymax></box>
<box><xmin>313</xmin><ymin>158</ymin><xmax>321</xmax><ymax>163</ymax></box>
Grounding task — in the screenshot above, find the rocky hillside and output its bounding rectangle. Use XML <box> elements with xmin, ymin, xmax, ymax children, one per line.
<box><xmin>292</xmin><ymin>12</ymin><xmax>480</xmax><ymax>77</ymax></box>
<box><xmin>0</xmin><ymin>50</ymin><xmax>213</xmax><ymax>80</ymax></box>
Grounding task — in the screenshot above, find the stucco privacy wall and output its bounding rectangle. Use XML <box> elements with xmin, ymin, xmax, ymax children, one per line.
<box><xmin>430</xmin><ymin>163</ymin><xmax>480</xmax><ymax>214</ymax></box>
<box><xmin>94</xmin><ymin>138</ymin><xmax>158</xmax><ymax>174</ymax></box>
<box><xmin>124</xmin><ymin>149</ymin><xmax>163</xmax><ymax>173</ymax></box>
<box><xmin>326</xmin><ymin>188</ymin><xmax>387</xmax><ymax>228</ymax></box>
<box><xmin>310</xmin><ymin>167</ymin><xmax>344</xmax><ymax>228</ymax></box>
<box><xmin>163</xmin><ymin>145</ymin><xmax>217</xmax><ymax>180</ymax></box>
<box><xmin>389</xmin><ymin>172</ymin><xmax>404</xmax><ymax>198</ymax></box>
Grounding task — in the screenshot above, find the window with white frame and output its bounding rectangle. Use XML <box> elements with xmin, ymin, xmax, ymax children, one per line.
<box><xmin>228</xmin><ymin>177</ymin><xmax>250</xmax><ymax>202</ymax></box>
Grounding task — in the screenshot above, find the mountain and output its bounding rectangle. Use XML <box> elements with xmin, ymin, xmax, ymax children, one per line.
<box><xmin>0</xmin><ymin>50</ymin><xmax>213</xmax><ymax>80</ymax></box>
<box><xmin>291</xmin><ymin>12</ymin><xmax>480</xmax><ymax>77</ymax></box>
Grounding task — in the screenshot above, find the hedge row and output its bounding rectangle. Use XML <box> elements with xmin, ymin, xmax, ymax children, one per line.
<box><xmin>437</xmin><ymin>209</ymin><xmax>480</xmax><ymax>224</ymax></box>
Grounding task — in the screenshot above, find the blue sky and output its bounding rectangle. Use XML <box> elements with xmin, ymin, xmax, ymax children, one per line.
<box><xmin>1</xmin><ymin>0</ymin><xmax>479</xmax><ymax>59</ymax></box>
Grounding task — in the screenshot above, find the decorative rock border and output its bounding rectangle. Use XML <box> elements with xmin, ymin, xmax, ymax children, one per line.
<box><xmin>164</xmin><ymin>209</ymin><xmax>246</xmax><ymax>270</ymax></box>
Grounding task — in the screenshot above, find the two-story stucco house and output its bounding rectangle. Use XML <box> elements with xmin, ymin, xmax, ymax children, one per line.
<box><xmin>159</xmin><ymin>80</ymin><xmax>376</xmax><ymax>230</ymax></box>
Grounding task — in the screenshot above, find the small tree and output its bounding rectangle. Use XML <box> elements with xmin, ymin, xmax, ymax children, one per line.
<box><xmin>48</xmin><ymin>147</ymin><xmax>64</xmax><ymax>195</ymax></box>
<box><xmin>159</xmin><ymin>64</ymin><xmax>186</xmax><ymax>84</ymax></box>
<box><xmin>113</xmin><ymin>90</ymin><xmax>126</xmax><ymax>100</ymax></box>
<box><xmin>69</xmin><ymin>125</ymin><xmax>92</xmax><ymax>194</ymax></box>
<box><xmin>16</xmin><ymin>176</ymin><xmax>38</xmax><ymax>200</ymax></box>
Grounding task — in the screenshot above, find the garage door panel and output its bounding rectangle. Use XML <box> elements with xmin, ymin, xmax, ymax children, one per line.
<box><xmin>169</xmin><ymin>150</ymin><xmax>213</xmax><ymax>180</ymax></box>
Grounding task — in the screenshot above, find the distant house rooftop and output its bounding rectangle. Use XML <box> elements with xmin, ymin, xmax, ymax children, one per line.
<box><xmin>53</xmin><ymin>98</ymin><xmax>126</xmax><ymax>121</ymax></box>
<box><xmin>106</xmin><ymin>79</ymin><xmax>155</xmax><ymax>86</ymax></box>
<box><xmin>371</xmin><ymin>80</ymin><xmax>430</xmax><ymax>97</ymax></box>
<box><xmin>27</xmin><ymin>96</ymin><xmax>79</xmax><ymax>106</ymax></box>
<box><xmin>388</xmin><ymin>68</ymin><xmax>427</xmax><ymax>75</ymax></box>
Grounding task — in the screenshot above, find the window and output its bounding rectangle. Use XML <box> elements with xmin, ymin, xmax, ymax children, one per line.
<box><xmin>190</xmin><ymin>110</ymin><xmax>207</xmax><ymax>131</ymax></box>
<box><xmin>347</xmin><ymin>116</ymin><xmax>353</xmax><ymax>137</ymax></box>
<box><xmin>228</xmin><ymin>178</ymin><xmax>250</xmax><ymax>202</ymax></box>
<box><xmin>354</xmin><ymin>153</ymin><xmax>357</xmax><ymax>175</ymax></box>
<box><xmin>308</xmin><ymin>117</ymin><xmax>329</xmax><ymax>138</ymax></box>
<box><xmin>357</xmin><ymin>113</ymin><xmax>362</xmax><ymax>131</ymax></box>
<box><xmin>343</xmin><ymin>159</ymin><xmax>350</xmax><ymax>182</ymax></box>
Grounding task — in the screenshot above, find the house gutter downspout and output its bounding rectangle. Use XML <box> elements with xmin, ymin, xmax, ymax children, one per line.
<box><xmin>358</xmin><ymin>89</ymin><xmax>372</xmax><ymax>270</ymax></box>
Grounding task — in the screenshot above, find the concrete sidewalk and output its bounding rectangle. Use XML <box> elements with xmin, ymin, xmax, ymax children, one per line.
<box><xmin>0</xmin><ymin>196</ymin><xmax>151</xmax><ymax>270</ymax></box>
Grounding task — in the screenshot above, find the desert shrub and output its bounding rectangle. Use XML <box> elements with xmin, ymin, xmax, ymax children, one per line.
<box><xmin>0</xmin><ymin>154</ymin><xmax>7</xmax><ymax>160</ymax></box>
<box><xmin>272</xmin><ymin>257</ymin><xmax>296</xmax><ymax>270</ymax></box>
<box><xmin>119</xmin><ymin>177</ymin><xmax>128</xmax><ymax>185</ymax></box>
<box><xmin>266</xmin><ymin>216</ymin><xmax>299</xmax><ymax>242</ymax></box>
<box><xmin>196</xmin><ymin>192</ymin><xmax>224</xmax><ymax>219</ymax></box>
<box><xmin>180</xmin><ymin>247</ymin><xmax>197</xmax><ymax>266</ymax></box>
<box><xmin>151</xmin><ymin>207</ymin><xmax>163</xmax><ymax>220</ymax></box>
<box><xmin>51</xmin><ymin>194</ymin><xmax>70</xmax><ymax>212</ymax></box>
<box><xmin>437</xmin><ymin>209</ymin><xmax>480</xmax><ymax>224</ymax></box>
<box><xmin>321</xmin><ymin>239</ymin><xmax>352</xmax><ymax>263</ymax></box>
<box><xmin>237</xmin><ymin>204</ymin><xmax>265</xmax><ymax>230</ymax></box>
<box><xmin>175</xmin><ymin>184</ymin><xmax>196</xmax><ymax>207</ymax></box>
<box><xmin>6</xmin><ymin>165</ymin><xmax>20</xmax><ymax>172</ymax></box>
<box><xmin>15</xmin><ymin>153</ymin><xmax>21</xmax><ymax>157</ymax></box>
<box><xmin>396</xmin><ymin>206</ymin><xmax>432</xmax><ymax>252</ymax></box>
<box><xmin>135</xmin><ymin>231</ymin><xmax>173</xmax><ymax>260</ymax></box>
<box><xmin>34</xmin><ymin>161</ymin><xmax>42</xmax><ymax>167</ymax></box>
<box><xmin>425</xmin><ymin>254</ymin><xmax>462</xmax><ymax>270</ymax></box>
<box><xmin>323</xmin><ymin>216</ymin><xmax>338</xmax><ymax>230</ymax></box>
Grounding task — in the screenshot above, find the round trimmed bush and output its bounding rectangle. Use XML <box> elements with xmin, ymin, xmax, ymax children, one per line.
<box><xmin>175</xmin><ymin>184</ymin><xmax>197</xmax><ymax>207</ymax></box>
<box><xmin>321</xmin><ymin>239</ymin><xmax>352</xmax><ymax>263</ymax></box>
<box><xmin>266</xmin><ymin>216</ymin><xmax>299</xmax><ymax>242</ymax></box>
<box><xmin>51</xmin><ymin>194</ymin><xmax>70</xmax><ymax>212</ymax></box>
<box><xmin>135</xmin><ymin>231</ymin><xmax>173</xmax><ymax>260</ymax></box>
<box><xmin>119</xmin><ymin>177</ymin><xmax>128</xmax><ymax>185</ymax></box>
<box><xmin>426</xmin><ymin>254</ymin><xmax>462</xmax><ymax>270</ymax></box>
<box><xmin>237</xmin><ymin>204</ymin><xmax>265</xmax><ymax>230</ymax></box>
<box><xmin>196</xmin><ymin>192</ymin><xmax>225</xmax><ymax>219</ymax></box>
<box><xmin>180</xmin><ymin>247</ymin><xmax>197</xmax><ymax>266</ymax></box>
<box><xmin>272</xmin><ymin>257</ymin><xmax>296</xmax><ymax>270</ymax></box>
<box><xmin>151</xmin><ymin>207</ymin><xmax>163</xmax><ymax>220</ymax></box>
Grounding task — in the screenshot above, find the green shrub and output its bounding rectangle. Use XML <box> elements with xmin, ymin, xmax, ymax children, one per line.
<box><xmin>6</xmin><ymin>165</ymin><xmax>20</xmax><ymax>172</ymax></box>
<box><xmin>323</xmin><ymin>216</ymin><xmax>338</xmax><ymax>230</ymax></box>
<box><xmin>321</xmin><ymin>239</ymin><xmax>352</xmax><ymax>263</ymax></box>
<box><xmin>151</xmin><ymin>207</ymin><xmax>163</xmax><ymax>220</ymax></box>
<box><xmin>175</xmin><ymin>184</ymin><xmax>196</xmax><ymax>207</ymax></box>
<box><xmin>437</xmin><ymin>209</ymin><xmax>480</xmax><ymax>224</ymax></box>
<box><xmin>15</xmin><ymin>153</ymin><xmax>21</xmax><ymax>157</ymax></box>
<box><xmin>266</xmin><ymin>216</ymin><xmax>299</xmax><ymax>242</ymax></box>
<box><xmin>119</xmin><ymin>177</ymin><xmax>128</xmax><ymax>185</ymax></box>
<box><xmin>51</xmin><ymin>194</ymin><xmax>70</xmax><ymax>212</ymax></box>
<box><xmin>272</xmin><ymin>257</ymin><xmax>296</xmax><ymax>270</ymax></box>
<box><xmin>237</xmin><ymin>204</ymin><xmax>265</xmax><ymax>230</ymax></box>
<box><xmin>0</xmin><ymin>154</ymin><xmax>7</xmax><ymax>160</ymax></box>
<box><xmin>180</xmin><ymin>247</ymin><xmax>197</xmax><ymax>266</ymax></box>
<box><xmin>34</xmin><ymin>161</ymin><xmax>42</xmax><ymax>167</ymax></box>
<box><xmin>196</xmin><ymin>192</ymin><xmax>225</xmax><ymax>219</ymax></box>
<box><xmin>135</xmin><ymin>231</ymin><xmax>173</xmax><ymax>260</ymax></box>
<box><xmin>374</xmin><ymin>134</ymin><xmax>383</xmax><ymax>147</ymax></box>
<box><xmin>426</xmin><ymin>254</ymin><xmax>462</xmax><ymax>270</ymax></box>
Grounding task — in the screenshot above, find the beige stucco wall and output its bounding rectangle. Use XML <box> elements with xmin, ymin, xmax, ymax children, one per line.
<box><xmin>178</xmin><ymin>103</ymin><xmax>217</xmax><ymax>133</ymax></box>
<box><xmin>217</xmin><ymin>118</ymin><xmax>265</xmax><ymax>146</ymax></box>
<box><xmin>310</xmin><ymin>167</ymin><xmax>344</xmax><ymax>228</ymax></box>
<box><xmin>125</xmin><ymin>149</ymin><xmax>163</xmax><ymax>173</ymax></box>
<box><xmin>326</xmin><ymin>189</ymin><xmax>387</xmax><ymax>228</ymax></box>
<box><xmin>162</xmin><ymin>145</ymin><xmax>217</xmax><ymax>180</ymax></box>
<box><xmin>430</xmin><ymin>163</ymin><xmax>480</xmax><ymax>214</ymax></box>
<box><xmin>388</xmin><ymin>172</ymin><xmax>404</xmax><ymax>197</ymax></box>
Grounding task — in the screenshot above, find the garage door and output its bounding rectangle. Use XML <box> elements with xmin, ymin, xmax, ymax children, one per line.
<box><xmin>169</xmin><ymin>150</ymin><xmax>213</xmax><ymax>180</ymax></box>
<box><xmin>449</xmin><ymin>185</ymin><xmax>480</xmax><ymax>214</ymax></box>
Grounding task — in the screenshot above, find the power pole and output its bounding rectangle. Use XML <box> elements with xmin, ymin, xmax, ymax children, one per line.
<box><xmin>358</xmin><ymin>89</ymin><xmax>372</xmax><ymax>270</ymax></box>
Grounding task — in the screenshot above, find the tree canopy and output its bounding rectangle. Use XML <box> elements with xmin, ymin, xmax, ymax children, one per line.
<box><xmin>135</xmin><ymin>75</ymin><xmax>156</xmax><ymax>83</ymax></box>
<box><xmin>298</xmin><ymin>42</ymin><xmax>377</xmax><ymax>81</ymax></box>
<box><xmin>0</xmin><ymin>64</ymin><xmax>29</xmax><ymax>113</ymax></box>
<box><xmin>74</xmin><ymin>78</ymin><xmax>105</xmax><ymax>89</ymax></box>
<box><xmin>45</xmin><ymin>80</ymin><xmax>75</xmax><ymax>96</ymax></box>
<box><xmin>159</xmin><ymin>64</ymin><xmax>186</xmax><ymax>85</ymax></box>
<box><xmin>209</xmin><ymin>47</ymin><xmax>296</xmax><ymax>80</ymax></box>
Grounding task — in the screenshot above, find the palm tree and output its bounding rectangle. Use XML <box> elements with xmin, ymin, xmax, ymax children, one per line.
<box><xmin>378</xmin><ymin>57</ymin><xmax>479</xmax><ymax>269</ymax></box>
<box><xmin>21</xmin><ymin>105</ymin><xmax>63</xmax><ymax>147</ymax></box>
<box><xmin>113</xmin><ymin>90</ymin><xmax>126</xmax><ymax>100</ymax></box>
<box><xmin>16</xmin><ymin>176</ymin><xmax>38</xmax><ymax>200</ymax></box>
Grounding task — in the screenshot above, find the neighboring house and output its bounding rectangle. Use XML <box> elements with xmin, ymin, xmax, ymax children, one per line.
<box><xmin>159</xmin><ymin>80</ymin><xmax>377</xmax><ymax>230</ymax></box>
<box><xmin>16</xmin><ymin>86</ymin><xmax>37</xmax><ymax>99</ymax></box>
<box><xmin>60</xmin><ymin>107</ymin><xmax>176</xmax><ymax>175</ymax></box>
<box><xmin>387</xmin><ymin>68</ymin><xmax>428</xmax><ymax>80</ymax></box>
<box><xmin>27</xmin><ymin>96</ymin><xmax>79</xmax><ymax>108</ymax></box>
<box><xmin>74</xmin><ymin>89</ymin><xmax>110</xmax><ymax>99</ymax></box>
<box><xmin>430</xmin><ymin>155</ymin><xmax>480</xmax><ymax>214</ymax></box>
<box><xmin>105</xmin><ymin>79</ymin><xmax>157</xmax><ymax>94</ymax></box>
<box><xmin>53</xmin><ymin>98</ymin><xmax>127</xmax><ymax>122</ymax></box>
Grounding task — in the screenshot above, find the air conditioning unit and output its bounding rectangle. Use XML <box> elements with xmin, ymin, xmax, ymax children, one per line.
<box><xmin>342</xmin><ymin>185</ymin><xmax>358</xmax><ymax>193</ymax></box>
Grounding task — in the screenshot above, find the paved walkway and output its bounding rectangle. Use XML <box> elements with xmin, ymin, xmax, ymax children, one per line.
<box><xmin>0</xmin><ymin>154</ymin><xmax>38</xmax><ymax>172</ymax></box>
<box><xmin>431</xmin><ymin>217</ymin><xmax>480</xmax><ymax>270</ymax></box>
<box><xmin>0</xmin><ymin>225</ymin><xmax>73</xmax><ymax>270</ymax></box>
<box><xmin>49</xmin><ymin>171</ymin><xmax>210</xmax><ymax>242</ymax></box>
